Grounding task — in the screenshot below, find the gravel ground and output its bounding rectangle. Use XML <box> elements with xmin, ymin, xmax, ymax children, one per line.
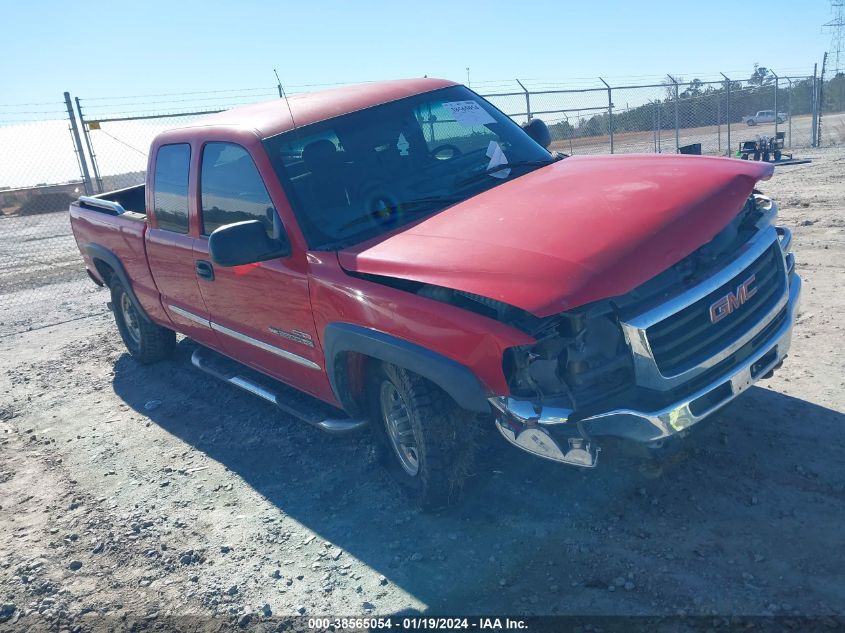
<box><xmin>0</xmin><ymin>148</ymin><xmax>843</xmax><ymax>631</ymax></box>
<box><xmin>0</xmin><ymin>210</ymin><xmax>106</xmax><ymax>338</ymax></box>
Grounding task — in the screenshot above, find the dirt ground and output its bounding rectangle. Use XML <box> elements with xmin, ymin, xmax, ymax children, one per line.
<box><xmin>0</xmin><ymin>148</ymin><xmax>843</xmax><ymax>631</ymax></box>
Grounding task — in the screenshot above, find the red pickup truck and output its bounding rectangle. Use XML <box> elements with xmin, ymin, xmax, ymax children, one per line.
<box><xmin>70</xmin><ymin>78</ymin><xmax>801</xmax><ymax>508</ymax></box>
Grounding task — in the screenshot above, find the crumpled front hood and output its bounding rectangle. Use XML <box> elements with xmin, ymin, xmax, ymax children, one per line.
<box><xmin>338</xmin><ymin>154</ymin><xmax>774</xmax><ymax>318</ymax></box>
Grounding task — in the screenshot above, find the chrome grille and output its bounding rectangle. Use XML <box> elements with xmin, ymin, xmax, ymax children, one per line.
<box><xmin>646</xmin><ymin>242</ymin><xmax>786</xmax><ymax>376</ymax></box>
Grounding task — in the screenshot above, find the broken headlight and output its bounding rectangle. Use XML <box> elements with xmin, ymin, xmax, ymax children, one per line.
<box><xmin>503</xmin><ymin>305</ymin><xmax>633</xmax><ymax>409</ymax></box>
<box><xmin>752</xmin><ymin>192</ymin><xmax>778</xmax><ymax>227</ymax></box>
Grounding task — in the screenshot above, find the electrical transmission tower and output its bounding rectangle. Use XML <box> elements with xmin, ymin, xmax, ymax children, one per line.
<box><xmin>824</xmin><ymin>1</ymin><xmax>844</xmax><ymax>74</ymax></box>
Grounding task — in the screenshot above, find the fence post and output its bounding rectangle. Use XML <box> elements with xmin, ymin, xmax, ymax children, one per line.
<box><xmin>817</xmin><ymin>53</ymin><xmax>827</xmax><ymax>147</ymax></box>
<box><xmin>64</xmin><ymin>91</ymin><xmax>93</xmax><ymax>195</ymax></box>
<box><xmin>657</xmin><ymin>99</ymin><xmax>661</xmax><ymax>153</ymax></box>
<box><xmin>75</xmin><ymin>97</ymin><xmax>103</xmax><ymax>193</ymax></box>
<box><xmin>599</xmin><ymin>77</ymin><xmax>613</xmax><ymax>153</ymax></box>
<box><xmin>717</xmin><ymin>93</ymin><xmax>721</xmax><ymax>154</ymax></box>
<box><xmin>651</xmin><ymin>101</ymin><xmax>658</xmax><ymax>152</ymax></box>
<box><xmin>720</xmin><ymin>73</ymin><xmax>731</xmax><ymax>155</ymax></box>
<box><xmin>515</xmin><ymin>79</ymin><xmax>531</xmax><ymax>122</ymax></box>
<box><xmin>811</xmin><ymin>63</ymin><xmax>818</xmax><ymax>147</ymax></box>
<box><xmin>786</xmin><ymin>78</ymin><xmax>793</xmax><ymax>148</ymax></box>
<box><xmin>667</xmin><ymin>75</ymin><xmax>679</xmax><ymax>152</ymax></box>
<box><xmin>771</xmin><ymin>70</ymin><xmax>779</xmax><ymax>138</ymax></box>
<box><xmin>562</xmin><ymin>113</ymin><xmax>574</xmax><ymax>154</ymax></box>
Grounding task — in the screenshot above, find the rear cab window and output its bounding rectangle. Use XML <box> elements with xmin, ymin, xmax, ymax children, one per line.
<box><xmin>152</xmin><ymin>144</ymin><xmax>191</xmax><ymax>233</ymax></box>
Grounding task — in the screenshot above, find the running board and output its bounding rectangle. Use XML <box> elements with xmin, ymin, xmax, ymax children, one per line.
<box><xmin>190</xmin><ymin>346</ymin><xmax>367</xmax><ymax>435</ymax></box>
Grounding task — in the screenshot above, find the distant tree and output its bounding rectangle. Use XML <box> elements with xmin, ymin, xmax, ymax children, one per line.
<box><xmin>549</xmin><ymin>119</ymin><xmax>575</xmax><ymax>140</ymax></box>
<box><xmin>681</xmin><ymin>79</ymin><xmax>704</xmax><ymax>99</ymax></box>
<box><xmin>663</xmin><ymin>75</ymin><xmax>682</xmax><ymax>101</ymax></box>
<box><xmin>749</xmin><ymin>64</ymin><xmax>773</xmax><ymax>87</ymax></box>
<box><xmin>579</xmin><ymin>114</ymin><xmax>607</xmax><ymax>138</ymax></box>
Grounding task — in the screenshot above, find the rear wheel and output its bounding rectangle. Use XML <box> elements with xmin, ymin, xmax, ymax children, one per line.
<box><xmin>370</xmin><ymin>363</ymin><xmax>480</xmax><ymax>510</ymax></box>
<box><xmin>111</xmin><ymin>279</ymin><xmax>176</xmax><ymax>364</ymax></box>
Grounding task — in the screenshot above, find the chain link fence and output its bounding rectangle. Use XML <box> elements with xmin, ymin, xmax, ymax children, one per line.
<box><xmin>481</xmin><ymin>75</ymin><xmax>826</xmax><ymax>156</ymax></box>
<box><xmin>0</xmin><ymin>95</ymin><xmax>103</xmax><ymax>335</ymax></box>
<box><xmin>2</xmin><ymin>69</ymin><xmax>842</xmax><ymax>334</ymax></box>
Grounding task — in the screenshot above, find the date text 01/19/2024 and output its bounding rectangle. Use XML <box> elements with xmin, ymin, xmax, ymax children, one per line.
<box><xmin>307</xmin><ymin>617</ymin><xmax>528</xmax><ymax>630</ymax></box>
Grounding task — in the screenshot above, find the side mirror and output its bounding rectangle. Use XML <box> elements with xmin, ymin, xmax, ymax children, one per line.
<box><xmin>208</xmin><ymin>220</ymin><xmax>290</xmax><ymax>267</ymax></box>
<box><xmin>522</xmin><ymin>118</ymin><xmax>551</xmax><ymax>150</ymax></box>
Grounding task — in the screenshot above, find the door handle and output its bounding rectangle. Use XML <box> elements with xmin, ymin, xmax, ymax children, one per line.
<box><xmin>195</xmin><ymin>260</ymin><xmax>215</xmax><ymax>281</ymax></box>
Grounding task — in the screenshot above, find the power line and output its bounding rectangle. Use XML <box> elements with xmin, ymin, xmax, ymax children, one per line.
<box><xmin>81</xmin><ymin>79</ymin><xmax>380</xmax><ymax>102</ymax></box>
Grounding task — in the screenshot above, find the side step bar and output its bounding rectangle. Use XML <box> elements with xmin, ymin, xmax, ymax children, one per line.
<box><xmin>190</xmin><ymin>346</ymin><xmax>367</xmax><ymax>435</ymax></box>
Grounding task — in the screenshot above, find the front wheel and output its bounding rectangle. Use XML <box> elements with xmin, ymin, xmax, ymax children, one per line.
<box><xmin>370</xmin><ymin>364</ymin><xmax>480</xmax><ymax>510</ymax></box>
<box><xmin>111</xmin><ymin>279</ymin><xmax>176</xmax><ymax>364</ymax></box>
<box><xmin>747</xmin><ymin>119</ymin><xmax>756</xmax><ymax>126</ymax></box>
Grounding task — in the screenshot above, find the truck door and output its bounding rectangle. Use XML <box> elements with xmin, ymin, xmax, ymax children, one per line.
<box><xmin>192</xmin><ymin>142</ymin><xmax>326</xmax><ymax>396</ymax></box>
<box><xmin>145</xmin><ymin>143</ymin><xmax>217</xmax><ymax>346</ymax></box>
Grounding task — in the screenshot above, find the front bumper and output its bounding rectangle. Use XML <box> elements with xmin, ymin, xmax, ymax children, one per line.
<box><xmin>490</xmin><ymin>269</ymin><xmax>801</xmax><ymax>468</ymax></box>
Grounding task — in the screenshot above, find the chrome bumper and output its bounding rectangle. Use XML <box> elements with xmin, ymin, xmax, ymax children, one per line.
<box><xmin>490</xmin><ymin>270</ymin><xmax>801</xmax><ymax>467</ymax></box>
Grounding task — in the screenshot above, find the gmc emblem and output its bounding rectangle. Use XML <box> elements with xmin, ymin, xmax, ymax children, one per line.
<box><xmin>709</xmin><ymin>275</ymin><xmax>757</xmax><ymax>323</ymax></box>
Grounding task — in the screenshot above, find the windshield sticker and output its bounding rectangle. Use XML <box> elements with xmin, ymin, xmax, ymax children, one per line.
<box><xmin>396</xmin><ymin>132</ymin><xmax>410</xmax><ymax>156</ymax></box>
<box><xmin>485</xmin><ymin>141</ymin><xmax>510</xmax><ymax>179</ymax></box>
<box><xmin>442</xmin><ymin>101</ymin><xmax>496</xmax><ymax>127</ymax></box>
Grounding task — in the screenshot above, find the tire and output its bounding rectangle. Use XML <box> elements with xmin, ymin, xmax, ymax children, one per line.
<box><xmin>762</xmin><ymin>151</ymin><xmax>770</xmax><ymax>162</ymax></box>
<box><xmin>747</xmin><ymin>119</ymin><xmax>756</xmax><ymax>126</ymax></box>
<box><xmin>369</xmin><ymin>363</ymin><xmax>480</xmax><ymax>510</ymax></box>
<box><xmin>110</xmin><ymin>279</ymin><xmax>176</xmax><ymax>364</ymax></box>
<box><xmin>753</xmin><ymin>152</ymin><xmax>761</xmax><ymax>161</ymax></box>
<box><xmin>774</xmin><ymin>150</ymin><xmax>782</xmax><ymax>161</ymax></box>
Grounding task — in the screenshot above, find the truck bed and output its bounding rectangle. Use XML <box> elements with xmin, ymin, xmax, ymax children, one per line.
<box><xmin>68</xmin><ymin>183</ymin><xmax>170</xmax><ymax>324</ymax></box>
<box><xmin>77</xmin><ymin>184</ymin><xmax>146</xmax><ymax>218</ymax></box>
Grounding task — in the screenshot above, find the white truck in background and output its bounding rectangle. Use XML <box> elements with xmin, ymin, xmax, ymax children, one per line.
<box><xmin>744</xmin><ymin>110</ymin><xmax>788</xmax><ymax>126</ymax></box>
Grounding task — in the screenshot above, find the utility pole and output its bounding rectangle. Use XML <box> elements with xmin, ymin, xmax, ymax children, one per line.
<box><xmin>466</xmin><ymin>67</ymin><xmax>470</xmax><ymax>88</ymax></box>
<box><xmin>823</xmin><ymin>1</ymin><xmax>844</xmax><ymax>74</ymax></box>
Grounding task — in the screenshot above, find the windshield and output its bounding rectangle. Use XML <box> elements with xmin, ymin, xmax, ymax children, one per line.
<box><xmin>263</xmin><ymin>86</ymin><xmax>552</xmax><ymax>250</ymax></box>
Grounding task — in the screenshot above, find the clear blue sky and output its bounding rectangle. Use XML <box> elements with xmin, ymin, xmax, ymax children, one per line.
<box><xmin>1</xmin><ymin>0</ymin><xmax>834</xmax><ymax>107</ymax></box>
